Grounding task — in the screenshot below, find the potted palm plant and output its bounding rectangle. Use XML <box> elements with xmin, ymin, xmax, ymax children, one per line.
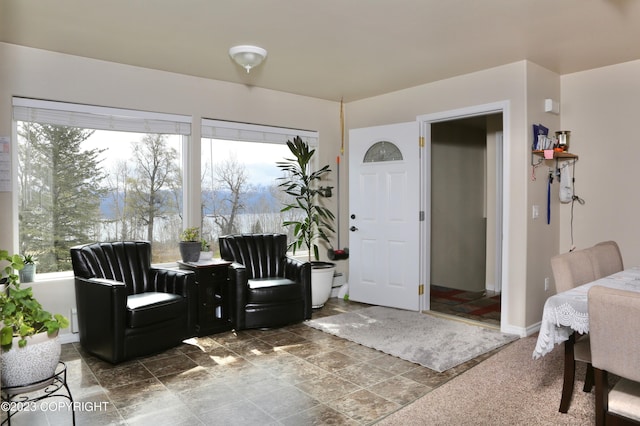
<box><xmin>0</xmin><ymin>250</ymin><xmax>69</xmax><ymax>388</ymax></box>
<box><xmin>277</xmin><ymin>136</ymin><xmax>336</xmax><ymax>308</ymax></box>
<box><xmin>179</xmin><ymin>226</ymin><xmax>201</xmax><ymax>262</ymax></box>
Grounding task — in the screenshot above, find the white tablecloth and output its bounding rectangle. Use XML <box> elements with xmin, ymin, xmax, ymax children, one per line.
<box><xmin>533</xmin><ymin>266</ymin><xmax>640</xmax><ymax>359</ymax></box>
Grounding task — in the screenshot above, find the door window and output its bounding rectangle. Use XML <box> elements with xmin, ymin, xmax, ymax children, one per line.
<box><xmin>363</xmin><ymin>141</ymin><xmax>403</xmax><ymax>162</ymax></box>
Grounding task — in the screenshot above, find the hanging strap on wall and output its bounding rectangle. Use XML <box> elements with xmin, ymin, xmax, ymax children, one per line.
<box><xmin>547</xmin><ymin>170</ymin><xmax>553</xmax><ymax>224</ymax></box>
<box><xmin>340</xmin><ymin>98</ymin><xmax>345</xmax><ymax>156</ymax></box>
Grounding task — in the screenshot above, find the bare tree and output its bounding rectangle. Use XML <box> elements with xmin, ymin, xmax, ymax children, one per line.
<box><xmin>105</xmin><ymin>159</ymin><xmax>132</xmax><ymax>240</ymax></box>
<box><xmin>128</xmin><ymin>134</ymin><xmax>181</xmax><ymax>242</ymax></box>
<box><xmin>206</xmin><ymin>154</ymin><xmax>249</xmax><ymax>236</ymax></box>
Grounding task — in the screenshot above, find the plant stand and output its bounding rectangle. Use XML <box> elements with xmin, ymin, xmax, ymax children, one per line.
<box><xmin>1</xmin><ymin>362</ymin><xmax>75</xmax><ymax>425</ymax></box>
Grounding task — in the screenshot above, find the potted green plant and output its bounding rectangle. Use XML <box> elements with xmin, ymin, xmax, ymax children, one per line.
<box><xmin>200</xmin><ymin>238</ymin><xmax>213</xmax><ymax>261</ymax></box>
<box><xmin>19</xmin><ymin>253</ymin><xmax>37</xmax><ymax>283</ymax></box>
<box><xmin>277</xmin><ymin>136</ymin><xmax>336</xmax><ymax>308</ymax></box>
<box><xmin>0</xmin><ymin>249</ymin><xmax>70</xmax><ymax>388</ymax></box>
<box><xmin>179</xmin><ymin>226</ymin><xmax>201</xmax><ymax>262</ymax></box>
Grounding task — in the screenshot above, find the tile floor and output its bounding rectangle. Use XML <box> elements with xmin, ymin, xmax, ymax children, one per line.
<box><xmin>3</xmin><ymin>298</ymin><xmax>504</xmax><ymax>426</ymax></box>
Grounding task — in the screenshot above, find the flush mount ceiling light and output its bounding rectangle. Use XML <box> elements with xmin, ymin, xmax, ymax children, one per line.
<box><xmin>229</xmin><ymin>45</ymin><xmax>267</xmax><ymax>73</ymax></box>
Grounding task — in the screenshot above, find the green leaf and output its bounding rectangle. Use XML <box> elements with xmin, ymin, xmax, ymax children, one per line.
<box><xmin>54</xmin><ymin>314</ymin><xmax>70</xmax><ymax>329</ymax></box>
<box><xmin>0</xmin><ymin>326</ymin><xmax>13</xmax><ymax>346</ymax></box>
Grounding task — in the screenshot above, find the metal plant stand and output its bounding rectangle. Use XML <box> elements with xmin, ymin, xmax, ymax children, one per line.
<box><xmin>1</xmin><ymin>362</ymin><xmax>75</xmax><ymax>425</ymax></box>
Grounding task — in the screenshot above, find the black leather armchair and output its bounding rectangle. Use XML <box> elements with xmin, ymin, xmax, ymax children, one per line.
<box><xmin>70</xmin><ymin>241</ymin><xmax>196</xmax><ymax>363</ymax></box>
<box><xmin>219</xmin><ymin>234</ymin><xmax>312</xmax><ymax>330</ymax></box>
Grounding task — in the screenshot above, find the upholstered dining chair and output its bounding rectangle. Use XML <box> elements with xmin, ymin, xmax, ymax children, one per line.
<box><xmin>219</xmin><ymin>233</ymin><xmax>312</xmax><ymax>330</ymax></box>
<box><xmin>589</xmin><ymin>285</ymin><xmax>640</xmax><ymax>426</ymax></box>
<box><xmin>589</xmin><ymin>240</ymin><xmax>624</xmax><ymax>279</ymax></box>
<box><xmin>551</xmin><ymin>247</ymin><xmax>597</xmax><ymax>413</ymax></box>
<box><xmin>551</xmin><ymin>240</ymin><xmax>625</xmax><ymax>413</ymax></box>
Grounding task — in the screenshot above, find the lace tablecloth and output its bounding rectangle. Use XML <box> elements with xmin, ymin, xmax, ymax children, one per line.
<box><xmin>533</xmin><ymin>266</ymin><xmax>640</xmax><ymax>359</ymax></box>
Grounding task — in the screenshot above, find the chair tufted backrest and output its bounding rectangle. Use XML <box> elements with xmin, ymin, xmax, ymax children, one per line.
<box><xmin>70</xmin><ymin>241</ymin><xmax>152</xmax><ymax>295</ymax></box>
<box><xmin>219</xmin><ymin>234</ymin><xmax>288</xmax><ymax>279</ymax></box>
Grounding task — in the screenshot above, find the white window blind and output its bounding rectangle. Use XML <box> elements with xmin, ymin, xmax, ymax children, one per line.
<box><xmin>202</xmin><ymin>119</ymin><xmax>318</xmax><ymax>146</ymax></box>
<box><xmin>13</xmin><ymin>97</ymin><xmax>191</xmax><ymax>135</ymax></box>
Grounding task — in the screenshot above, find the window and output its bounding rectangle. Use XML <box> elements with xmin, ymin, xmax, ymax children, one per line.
<box><xmin>13</xmin><ymin>98</ymin><xmax>191</xmax><ymax>271</ymax></box>
<box><xmin>200</xmin><ymin>119</ymin><xmax>319</xmax><ymax>255</ymax></box>
<box><xmin>363</xmin><ymin>141</ymin><xmax>403</xmax><ymax>162</ymax></box>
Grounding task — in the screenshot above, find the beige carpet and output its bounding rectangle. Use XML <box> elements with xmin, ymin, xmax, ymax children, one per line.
<box><xmin>377</xmin><ymin>336</ymin><xmax>595</xmax><ymax>425</ymax></box>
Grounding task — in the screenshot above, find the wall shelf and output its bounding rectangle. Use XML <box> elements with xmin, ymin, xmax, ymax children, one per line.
<box><xmin>532</xmin><ymin>150</ymin><xmax>578</xmax><ymax>160</ymax></box>
<box><xmin>531</xmin><ymin>150</ymin><xmax>578</xmax><ymax>167</ymax></box>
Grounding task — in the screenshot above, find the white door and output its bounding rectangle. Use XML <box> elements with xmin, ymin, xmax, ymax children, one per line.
<box><xmin>348</xmin><ymin>122</ymin><xmax>420</xmax><ymax>310</ymax></box>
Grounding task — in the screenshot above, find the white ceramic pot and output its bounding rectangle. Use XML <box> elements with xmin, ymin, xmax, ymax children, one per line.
<box><xmin>19</xmin><ymin>263</ymin><xmax>36</xmax><ymax>283</ymax></box>
<box><xmin>1</xmin><ymin>331</ymin><xmax>61</xmax><ymax>389</ymax></box>
<box><xmin>199</xmin><ymin>251</ymin><xmax>213</xmax><ymax>261</ymax></box>
<box><xmin>311</xmin><ymin>261</ymin><xmax>336</xmax><ymax>308</ymax></box>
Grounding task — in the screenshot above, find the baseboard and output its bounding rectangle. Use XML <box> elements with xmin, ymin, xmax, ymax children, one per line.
<box><xmin>59</xmin><ymin>332</ymin><xmax>80</xmax><ymax>344</ymax></box>
<box><xmin>500</xmin><ymin>321</ymin><xmax>538</xmax><ymax>338</ymax></box>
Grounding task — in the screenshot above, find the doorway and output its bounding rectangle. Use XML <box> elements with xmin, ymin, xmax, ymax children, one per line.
<box><xmin>425</xmin><ymin>113</ymin><xmax>503</xmax><ymax>327</ymax></box>
<box><xmin>347</xmin><ymin>102</ymin><xmax>509</xmax><ymax>331</ymax></box>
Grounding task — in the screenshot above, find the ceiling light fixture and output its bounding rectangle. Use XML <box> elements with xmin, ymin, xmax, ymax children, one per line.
<box><xmin>229</xmin><ymin>45</ymin><xmax>267</xmax><ymax>73</ymax></box>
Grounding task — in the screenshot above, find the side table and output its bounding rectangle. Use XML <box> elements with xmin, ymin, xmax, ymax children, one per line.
<box><xmin>178</xmin><ymin>260</ymin><xmax>233</xmax><ymax>336</ymax></box>
<box><xmin>1</xmin><ymin>362</ymin><xmax>74</xmax><ymax>425</ymax></box>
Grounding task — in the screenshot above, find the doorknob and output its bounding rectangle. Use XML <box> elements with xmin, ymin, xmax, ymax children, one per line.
<box><xmin>350</xmin><ymin>226</ymin><xmax>358</xmax><ymax>232</ymax></box>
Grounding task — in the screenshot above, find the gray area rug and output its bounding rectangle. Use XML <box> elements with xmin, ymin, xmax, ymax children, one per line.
<box><xmin>306</xmin><ymin>306</ymin><xmax>518</xmax><ymax>372</ymax></box>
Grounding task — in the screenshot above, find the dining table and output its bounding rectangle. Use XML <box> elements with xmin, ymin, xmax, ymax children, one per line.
<box><xmin>533</xmin><ymin>266</ymin><xmax>640</xmax><ymax>359</ymax></box>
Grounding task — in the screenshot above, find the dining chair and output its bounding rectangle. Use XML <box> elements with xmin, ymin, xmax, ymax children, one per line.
<box><xmin>551</xmin><ymin>240</ymin><xmax>625</xmax><ymax>413</ymax></box>
<box><xmin>550</xmin><ymin>247</ymin><xmax>597</xmax><ymax>413</ymax></box>
<box><xmin>588</xmin><ymin>285</ymin><xmax>640</xmax><ymax>425</ymax></box>
<box><xmin>589</xmin><ymin>240</ymin><xmax>624</xmax><ymax>279</ymax></box>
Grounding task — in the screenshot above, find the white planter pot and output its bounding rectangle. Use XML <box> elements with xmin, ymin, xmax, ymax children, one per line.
<box><xmin>19</xmin><ymin>264</ymin><xmax>36</xmax><ymax>283</ymax></box>
<box><xmin>311</xmin><ymin>262</ymin><xmax>336</xmax><ymax>308</ymax></box>
<box><xmin>1</xmin><ymin>331</ymin><xmax>61</xmax><ymax>390</ymax></box>
<box><xmin>199</xmin><ymin>251</ymin><xmax>213</xmax><ymax>261</ymax></box>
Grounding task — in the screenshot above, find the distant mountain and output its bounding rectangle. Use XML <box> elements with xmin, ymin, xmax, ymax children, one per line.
<box><xmin>100</xmin><ymin>185</ymin><xmax>281</xmax><ymax>219</ymax></box>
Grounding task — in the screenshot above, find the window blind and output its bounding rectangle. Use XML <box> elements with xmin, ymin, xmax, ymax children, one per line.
<box><xmin>201</xmin><ymin>119</ymin><xmax>318</xmax><ymax>146</ymax></box>
<box><xmin>13</xmin><ymin>97</ymin><xmax>191</xmax><ymax>135</ymax></box>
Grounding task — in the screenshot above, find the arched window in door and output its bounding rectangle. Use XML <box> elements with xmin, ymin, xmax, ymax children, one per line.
<box><xmin>363</xmin><ymin>140</ymin><xmax>403</xmax><ymax>162</ymax></box>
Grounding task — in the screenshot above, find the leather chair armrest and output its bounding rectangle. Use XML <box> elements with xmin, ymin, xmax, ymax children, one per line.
<box><xmin>149</xmin><ymin>267</ymin><xmax>195</xmax><ymax>297</ymax></box>
<box><xmin>74</xmin><ymin>277</ymin><xmax>128</xmax><ymax>363</ymax></box>
<box><xmin>227</xmin><ymin>262</ymin><xmax>248</xmax><ymax>330</ymax></box>
<box><xmin>149</xmin><ymin>268</ymin><xmax>196</xmax><ymax>335</ymax></box>
<box><xmin>283</xmin><ymin>256</ymin><xmax>307</xmax><ymax>279</ymax></box>
<box><xmin>283</xmin><ymin>257</ymin><xmax>312</xmax><ymax>318</ymax></box>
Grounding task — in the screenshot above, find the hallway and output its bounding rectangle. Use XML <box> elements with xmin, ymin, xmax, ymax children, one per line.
<box><xmin>429</xmin><ymin>285</ymin><xmax>501</xmax><ymax>327</ymax></box>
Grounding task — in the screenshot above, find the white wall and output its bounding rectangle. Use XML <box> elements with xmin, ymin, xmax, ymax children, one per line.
<box><xmin>561</xmin><ymin>60</ymin><xmax>640</xmax><ymax>267</ymax></box>
<box><xmin>0</xmin><ymin>42</ymin><xmax>343</xmax><ymax>339</ymax></box>
<box><xmin>524</xmin><ymin>62</ymin><xmax>562</xmax><ymax>327</ymax></box>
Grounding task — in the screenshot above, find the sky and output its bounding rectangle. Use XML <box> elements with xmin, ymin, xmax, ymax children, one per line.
<box><xmin>86</xmin><ymin>130</ymin><xmax>291</xmax><ymax>187</ymax></box>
